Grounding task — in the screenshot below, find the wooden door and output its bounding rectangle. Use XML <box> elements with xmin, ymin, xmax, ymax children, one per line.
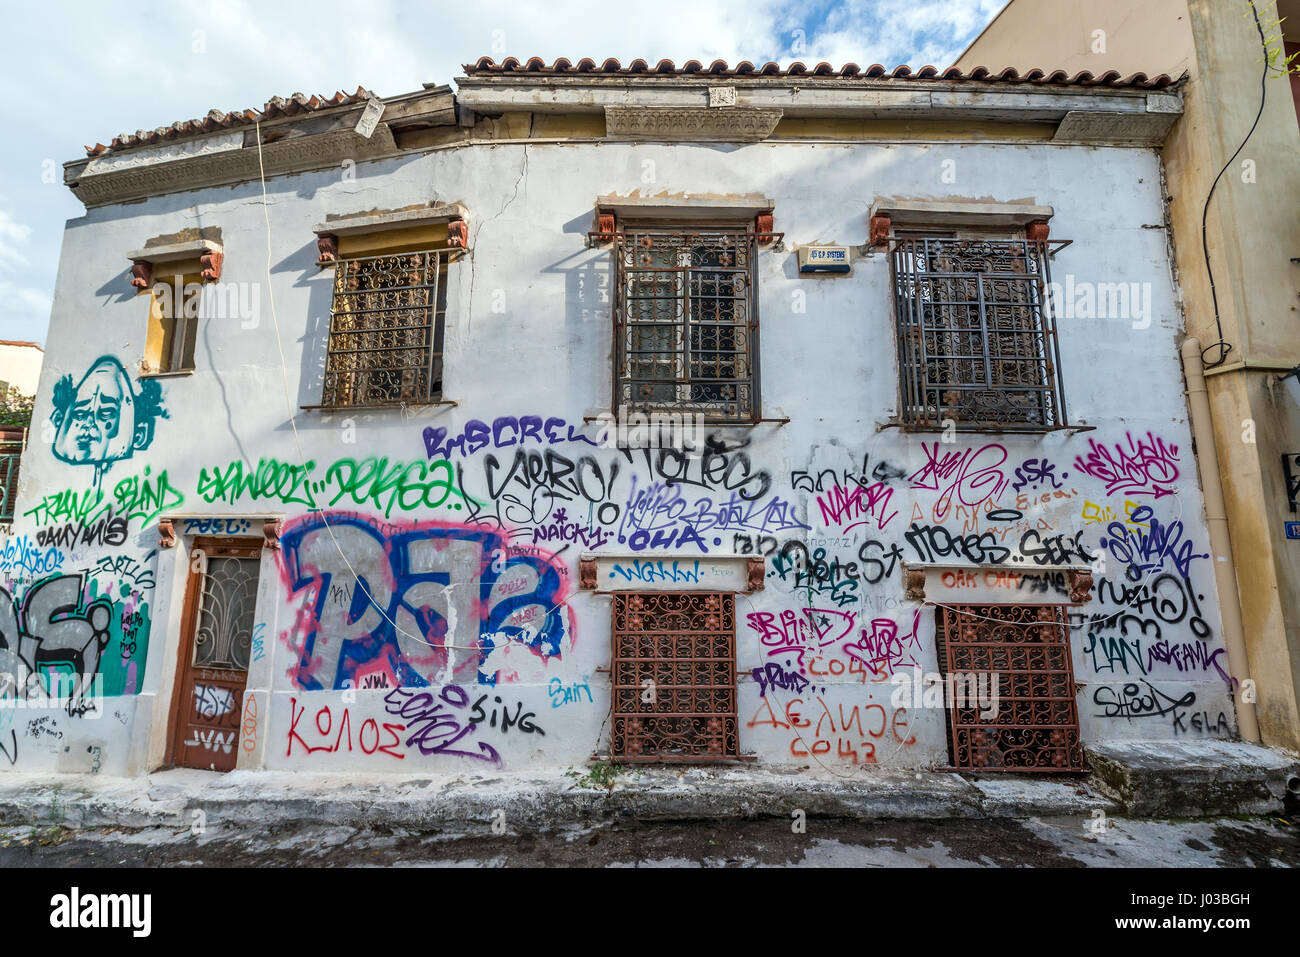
<box><xmin>168</xmin><ymin>538</ymin><xmax>261</xmax><ymax>771</ymax></box>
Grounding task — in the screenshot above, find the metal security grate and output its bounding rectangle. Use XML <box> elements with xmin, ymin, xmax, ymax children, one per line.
<box><xmin>611</xmin><ymin>592</ymin><xmax>739</xmax><ymax>761</ymax></box>
<box><xmin>890</xmin><ymin>237</ymin><xmax>1069</xmax><ymax>431</ymax></box>
<box><xmin>614</xmin><ymin>229</ymin><xmax>758</xmax><ymax>423</ymax></box>
<box><xmin>934</xmin><ymin>603</ymin><xmax>1084</xmax><ymax>772</ymax></box>
<box><xmin>0</xmin><ymin>430</ymin><xmax>24</xmax><ymax>524</ymax></box>
<box><xmin>194</xmin><ymin>554</ymin><xmax>259</xmax><ymax>671</ymax></box>
<box><xmin>321</xmin><ymin>250</ymin><xmax>451</xmax><ymax>409</ymax></box>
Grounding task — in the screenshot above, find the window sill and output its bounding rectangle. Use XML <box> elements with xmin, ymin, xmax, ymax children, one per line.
<box><xmin>139</xmin><ymin>368</ymin><xmax>195</xmax><ymax>379</ymax></box>
<box><xmin>584</xmin><ymin>412</ymin><xmax>788</xmax><ymax>427</ymax></box>
<box><xmin>301</xmin><ymin>398</ymin><xmax>458</xmax><ymax>413</ymax></box>
<box><xmin>883</xmin><ymin>420</ymin><xmax>1094</xmax><ymax>435</ymax></box>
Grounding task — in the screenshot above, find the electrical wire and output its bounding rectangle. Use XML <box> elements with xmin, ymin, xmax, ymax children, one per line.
<box><xmin>253</xmin><ymin>123</ymin><xmax>563</xmax><ymax>671</ymax></box>
<box><xmin>1198</xmin><ymin>0</ymin><xmax>1273</xmax><ymax>368</ymax></box>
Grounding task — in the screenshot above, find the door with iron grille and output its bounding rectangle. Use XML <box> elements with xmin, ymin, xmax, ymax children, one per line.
<box><xmin>169</xmin><ymin>539</ymin><xmax>260</xmax><ymax>771</ymax></box>
<box><xmin>934</xmin><ymin>603</ymin><xmax>1084</xmax><ymax>772</ymax></box>
<box><xmin>611</xmin><ymin>592</ymin><xmax>739</xmax><ymax>761</ymax></box>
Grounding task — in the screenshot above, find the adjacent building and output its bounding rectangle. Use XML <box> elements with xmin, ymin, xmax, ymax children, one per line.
<box><xmin>0</xmin><ymin>56</ymin><xmax>1247</xmax><ymax>777</ymax></box>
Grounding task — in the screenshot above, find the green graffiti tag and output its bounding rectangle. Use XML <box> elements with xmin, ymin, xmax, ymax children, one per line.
<box><xmin>25</xmin><ymin>466</ymin><xmax>184</xmax><ymax>529</ymax></box>
<box><xmin>23</xmin><ymin>487</ymin><xmax>110</xmax><ymax>528</ymax></box>
<box><xmin>111</xmin><ymin>467</ymin><xmax>185</xmax><ymax>525</ymax></box>
<box><xmin>196</xmin><ymin>458</ymin><xmax>317</xmax><ymax>509</ymax></box>
<box><xmin>86</xmin><ymin>578</ymin><xmax>152</xmax><ymax>697</ymax></box>
<box><xmin>195</xmin><ymin>455</ymin><xmax>479</xmax><ymax>518</ymax></box>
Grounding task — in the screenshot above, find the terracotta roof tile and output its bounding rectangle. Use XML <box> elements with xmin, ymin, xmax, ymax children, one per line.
<box><xmin>461</xmin><ymin>57</ymin><xmax>1176</xmax><ymax>89</ymax></box>
<box><xmin>85</xmin><ymin>87</ymin><xmax>374</xmax><ymax>157</ymax></box>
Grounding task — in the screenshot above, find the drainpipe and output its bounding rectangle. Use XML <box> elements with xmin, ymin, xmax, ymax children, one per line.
<box><xmin>1181</xmin><ymin>336</ymin><xmax>1260</xmax><ymax>742</ymax></box>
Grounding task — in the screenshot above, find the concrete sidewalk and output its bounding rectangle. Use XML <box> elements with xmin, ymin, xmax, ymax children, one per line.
<box><xmin>0</xmin><ymin>740</ymin><xmax>1293</xmax><ymax>832</ymax></box>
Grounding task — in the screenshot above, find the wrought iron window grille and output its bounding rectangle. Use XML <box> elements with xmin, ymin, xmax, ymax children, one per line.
<box><xmin>193</xmin><ymin>552</ymin><xmax>260</xmax><ymax>672</ymax></box>
<box><xmin>933</xmin><ymin>602</ymin><xmax>1085</xmax><ymax>773</ymax></box>
<box><xmin>314</xmin><ymin>248</ymin><xmax>458</xmax><ymax>410</ymax></box>
<box><xmin>610</xmin><ymin>591</ymin><xmax>740</xmax><ymax>762</ymax></box>
<box><xmin>0</xmin><ymin>429</ymin><xmax>24</xmax><ymax>525</ymax></box>
<box><xmin>889</xmin><ymin>235</ymin><xmax>1073</xmax><ymax>432</ymax></box>
<box><xmin>611</xmin><ymin>228</ymin><xmax>761</xmax><ymax>424</ymax></box>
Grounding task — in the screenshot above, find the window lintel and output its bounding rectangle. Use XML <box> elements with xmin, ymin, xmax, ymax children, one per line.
<box><xmin>312</xmin><ymin>201</ymin><xmax>468</xmax><ymax>239</ymax></box>
<box><xmin>595</xmin><ymin>193</ymin><xmax>773</xmax><ymax>224</ymax></box>
<box><xmin>869</xmin><ymin>198</ymin><xmax>1054</xmax><ymax>230</ymax></box>
<box><xmin>127</xmin><ymin>230</ymin><xmax>224</xmax><ymax>288</ymax></box>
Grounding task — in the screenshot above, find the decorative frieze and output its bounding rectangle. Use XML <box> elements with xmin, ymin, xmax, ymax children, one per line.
<box><xmin>604</xmin><ymin>106</ymin><xmax>783</xmax><ymax>142</ymax></box>
<box><xmin>72</xmin><ymin>124</ymin><xmax>398</xmax><ymax>208</ymax></box>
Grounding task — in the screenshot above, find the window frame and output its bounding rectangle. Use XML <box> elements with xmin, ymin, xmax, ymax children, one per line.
<box><xmin>611</xmin><ymin>221</ymin><xmax>761</xmax><ymax>425</ymax></box>
<box><xmin>313</xmin><ymin>245</ymin><xmax>455</xmax><ymax>412</ymax></box>
<box><xmin>609</xmin><ymin>590</ymin><xmax>740</xmax><ymax>763</ymax></box>
<box><xmin>142</xmin><ymin>270</ymin><xmax>203</xmax><ymax>377</ymax></box>
<box><xmin>887</xmin><ymin>227</ymin><xmax>1072</xmax><ymax>433</ymax></box>
<box><xmin>932</xmin><ymin>602</ymin><xmax>1085</xmax><ymax>773</ymax></box>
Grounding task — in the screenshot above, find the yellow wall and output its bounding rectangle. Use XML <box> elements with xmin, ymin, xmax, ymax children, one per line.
<box><xmin>954</xmin><ymin>0</ymin><xmax>1195</xmax><ymax>77</ymax></box>
<box><xmin>1162</xmin><ymin>0</ymin><xmax>1300</xmax><ymax>750</ymax></box>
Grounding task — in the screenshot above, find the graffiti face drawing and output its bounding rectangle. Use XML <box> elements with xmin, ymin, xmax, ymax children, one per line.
<box><xmin>49</xmin><ymin>356</ymin><xmax>166</xmax><ymax>481</ymax></box>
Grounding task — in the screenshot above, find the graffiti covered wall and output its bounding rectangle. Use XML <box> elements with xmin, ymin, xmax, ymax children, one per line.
<box><xmin>4</xmin><ymin>131</ymin><xmax>1235</xmax><ymax>775</ymax></box>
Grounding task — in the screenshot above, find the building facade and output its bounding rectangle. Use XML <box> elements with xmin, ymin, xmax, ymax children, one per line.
<box><xmin>0</xmin><ymin>59</ymin><xmax>1243</xmax><ymax>777</ymax></box>
<box><xmin>0</xmin><ymin>340</ymin><xmax>44</xmax><ymax>401</ymax></box>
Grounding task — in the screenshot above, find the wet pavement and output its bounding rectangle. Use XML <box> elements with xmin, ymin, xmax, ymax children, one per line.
<box><xmin>2</xmin><ymin>813</ymin><xmax>1296</xmax><ymax>867</ymax></box>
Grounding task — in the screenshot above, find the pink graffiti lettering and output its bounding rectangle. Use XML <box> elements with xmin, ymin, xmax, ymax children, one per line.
<box><xmin>841</xmin><ymin>610</ymin><xmax>923</xmax><ymax>678</ymax></box>
<box><xmin>1073</xmin><ymin>432</ymin><xmax>1180</xmax><ymax>498</ymax></box>
<box><xmin>815</xmin><ymin>482</ymin><xmax>898</xmax><ymax>533</ymax></box>
<box><xmin>909</xmin><ymin>442</ymin><xmax>1009</xmax><ymax>520</ymax></box>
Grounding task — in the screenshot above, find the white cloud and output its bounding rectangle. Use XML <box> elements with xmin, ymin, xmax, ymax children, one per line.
<box><xmin>0</xmin><ymin>279</ymin><xmax>53</xmax><ymax>338</ymax></box>
<box><xmin>0</xmin><ymin>207</ymin><xmax>32</xmax><ymax>272</ymax></box>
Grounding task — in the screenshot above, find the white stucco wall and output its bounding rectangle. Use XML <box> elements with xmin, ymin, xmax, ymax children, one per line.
<box><xmin>0</xmin><ymin>135</ymin><xmax>1233</xmax><ymax>776</ymax></box>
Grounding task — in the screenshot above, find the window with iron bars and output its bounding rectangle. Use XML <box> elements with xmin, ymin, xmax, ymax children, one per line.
<box><xmin>614</xmin><ymin>228</ymin><xmax>758</xmax><ymax>423</ymax></box>
<box><xmin>0</xmin><ymin>428</ymin><xmax>24</xmax><ymax>524</ymax></box>
<box><xmin>318</xmin><ymin>248</ymin><xmax>453</xmax><ymax>409</ymax></box>
<box><xmin>933</xmin><ymin>603</ymin><xmax>1084</xmax><ymax>773</ymax></box>
<box><xmin>889</xmin><ymin>235</ymin><xmax>1070</xmax><ymax>431</ymax></box>
<box><xmin>610</xmin><ymin>592</ymin><xmax>740</xmax><ymax>762</ymax></box>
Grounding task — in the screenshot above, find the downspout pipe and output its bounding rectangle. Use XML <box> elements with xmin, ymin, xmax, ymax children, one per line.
<box><xmin>1181</xmin><ymin>336</ymin><xmax>1261</xmax><ymax>742</ymax></box>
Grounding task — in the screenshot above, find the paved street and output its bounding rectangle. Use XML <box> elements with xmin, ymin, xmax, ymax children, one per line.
<box><xmin>3</xmin><ymin>814</ymin><xmax>1296</xmax><ymax>867</ymax></box>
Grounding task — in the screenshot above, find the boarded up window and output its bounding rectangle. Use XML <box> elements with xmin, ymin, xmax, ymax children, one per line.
<box><xmin>145</xmin><ymin>271</ymin><xmax>201</xmax><ymax>374</ymax></box>
<box><xmin>934</xmin><ymin>603</ymin><xmax>1084</xmax><ymax>772</ymax></box>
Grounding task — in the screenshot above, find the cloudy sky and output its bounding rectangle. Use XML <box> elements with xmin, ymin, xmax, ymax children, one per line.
<box><xmin>0</xmin><ymin>0</ymin><xmax>1005</xmax><ymax>346</ymax></box>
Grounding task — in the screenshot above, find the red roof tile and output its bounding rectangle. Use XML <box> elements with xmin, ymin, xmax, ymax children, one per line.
<box><xmin>85</xmin><ymin>88</ymin><xmax>374</xmax><ymax>157</ymax></box>
<box><xmin>461</xmin><ymin>57</ymin><xmax>1175</xmax><ymax>89</ymax></box>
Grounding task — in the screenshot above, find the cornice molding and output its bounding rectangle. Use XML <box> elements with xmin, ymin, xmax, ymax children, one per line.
<box><xmin>70</xmin><ymin>124</ymin><xmax>398</xmax><ymax>208</ymax></box>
